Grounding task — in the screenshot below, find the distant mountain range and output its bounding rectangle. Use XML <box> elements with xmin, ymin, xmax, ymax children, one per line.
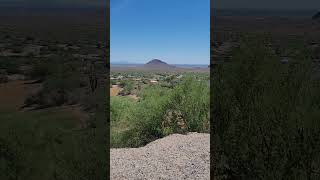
<box><xmin>110</xmin><ymin>61</ymin><xmax>132</xmax><ymax>64</ymax></box>
<box><xmin>111</xmin><ymin>60</ymin><xmax>208</xmax><ymax>68</ymax></box>
<box><xmin>214</xmin><ymin>8</ymin><xmax>319</xmax><ymax>17</ymax></box>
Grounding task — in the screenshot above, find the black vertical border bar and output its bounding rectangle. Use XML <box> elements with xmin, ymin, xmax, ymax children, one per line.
<box><xmin>210</xmin><ymin>0</ymin><xmax>216</xmax><ymax>178</ymax></box>
<box><xmin>106</xmin><ymin>0</ymin><xmax>111</xmax><ymax>178</ymax></box>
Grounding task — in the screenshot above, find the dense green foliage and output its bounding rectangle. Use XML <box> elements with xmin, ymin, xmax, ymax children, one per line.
<box><xmin>0</xmin><ymin>109</ymin><xmax>107</xmax><ymax>180</ymax></box>
<box><xmin>118</xmin><ymin>80</ymin><xmax>134</xmax><ymax>95</ymax></box>
<box><xmin>111</xmin><ymin>75</ymin><xmax>210</xmax><ymax>148</ymax></box>
<box><xmin>0</xmin><ymin>58</ymin><xmax>22</xmax><ymax>74</ymax></box>
<box><xmin>212</xmin><ymin>35</ymin><xmax>320</xmax><ymax>179</ymax></box>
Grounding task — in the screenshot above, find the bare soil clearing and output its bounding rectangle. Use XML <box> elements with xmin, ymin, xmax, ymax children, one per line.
<box><xmin>110</xmin><ymin>85</ymin><xmax>122</xmax><ymax>96</ymax></box>
<box><xmin>0</xmin><ymin>81</ymin><xmax>89</xmax><ymax>126</ymax></box>
<box><xmin>0</xmin><ymin>80</ymin><xmax>41</xmax><ymax>110</ymax></box>
<box><xmin>111</xmin><ymin>133</ymin><xmax>210</xmax><ymax>180</ymax></box>
<box><xmin>110</xmin><ymin>85</ymin><xmax>140</xmax><ymax>100</ymax></box>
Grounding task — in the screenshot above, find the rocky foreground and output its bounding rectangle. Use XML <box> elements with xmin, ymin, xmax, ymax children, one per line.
<box><xmin>111</xmin><ymin>133</ymin><xmax>210</xmax><ymax>180</ymax></box>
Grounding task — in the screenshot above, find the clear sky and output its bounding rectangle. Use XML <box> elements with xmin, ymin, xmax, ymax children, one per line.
<box><xmin>111</xmin><ymin>0</ymin><xmax>210</xmax><ymax>65</ymax></box>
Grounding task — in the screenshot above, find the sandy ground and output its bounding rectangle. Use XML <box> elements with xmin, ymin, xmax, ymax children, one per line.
<box><xmin>0</xmin><ymin>80</ymin><xmax>41</xmax><ymax>110</ymax></box>
<box><xmin>110</xmin><ymin>85</ymin><xmax>122</xmax><ymax>96</ymax></box>
<box><xmin>111</xmin><ymin>133</ymin><xmax>210</xmax><ymax>180</ymax></box>
<box><xmin>0</xmin><ymin>80</ymin><xmax>89</xmax><ymax>126</ymax></box>
<box><xmin>110</xmin><ymin>85</ymin><xmax>139</xmax><ymax>101</ymax></box>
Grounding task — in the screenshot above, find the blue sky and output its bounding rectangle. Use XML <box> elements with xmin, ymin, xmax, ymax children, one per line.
<box><xmin>111</xmin><ymin>0</ymin><xmax>210</xmax><ymax>65</ymax></box>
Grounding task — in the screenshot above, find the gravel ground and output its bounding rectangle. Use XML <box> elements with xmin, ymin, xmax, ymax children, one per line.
<box><xmin>111</xmin><ymin>132</ymin><xmax>210</xmax><ymax>180</ymax></box>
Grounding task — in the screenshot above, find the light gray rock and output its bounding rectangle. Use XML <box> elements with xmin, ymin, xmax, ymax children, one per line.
<box><xmin>111</xmin><ymin>133</ymin><xmax>210</xmax><ymax>180</ymax></box>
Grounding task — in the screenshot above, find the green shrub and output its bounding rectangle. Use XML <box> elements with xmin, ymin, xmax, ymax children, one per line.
<box><xmin>0</xmin><ymin>110</ymin><xmax>107</xmax><ymax>180</ymax></box>
<box><xmin>212</xmin><ymin>35</ymin><xmax>320</xmax><ymax>179</ymax></box>
<box><xmin>110</xmin><ymin>96</ymin><xmax>136</xmax><ymax>123</ymax></box>
<box><xmin>0</xmin><ymin>58</ymin><xmax>21</xmax><ymax>74</ymax></box>
<box><xmin>167</xmin><ymin>76</ymin><xmax>210</xmax><ymax>132</ymax></box>
<box><xmin>118</xmin><ymin>80</ymin><xmax>134</xmax><ymax>95</ymax></box>
<box><xmin>29</xmin><ymin>60</ymin><xmax>52</xmax><ymax>79</ymax></box>
<box><xmin>111</xmin><ymin>76</ymin><xmax>210</xmax><ymax>148</ymax></box>
<box><xmin>110</xmin><ymin>96</ymin><xmax>137</xmax><ymax>147</ymax></box>
<box><xmin>0</xmin><ymin>137</ymin><xmax>30</xmax><ymax>180</ymax></box>
<box><xmin>25</xmin><ymin>57</ymin><xmax>90</xmax><ymax>108</ymax></box>
<box><xmin>110</xmin><ymin>79</ymin><xmax>117</xmax><ymax>85</ymax></box>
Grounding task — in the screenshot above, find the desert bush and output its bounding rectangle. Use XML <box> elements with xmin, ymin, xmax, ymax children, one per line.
<box><xmin>110</xmin><ymin>96</ymin><xmax>136</xmax><ymax>123</ymax></box>
<box><xmin>0</xmin><ymin>58</ymin><xmax>21</xmax><ymax>74</ymax></box>
<box><xmin>120</xmin><ymin>90</ymin><xmax>169</xmax><ymax>147</ymax></box>
<box><xmin>0</xmin><ymin>70</ymin><xmax>8</xmax><ymax>83</ymax></box>
<box><xmin>0</xmin><ymin>109</ymin><xmax>107</xmax><ymax>180</ymax></box>
<box><xmin>0</xmin><ymin>137</ymin><xmax>30</xmax><ymax>180</ymax></box>
<box><xmin>83</xmin><ymin>83</ymin><xmax>107</xmax><ymax>113</ymax></box>
<box><xmin>110</xmin><ymin>96</ymin><xmax>137</xmax><ymax>147</ymax></box>
<box><xmin>172</xmin><ymin>76</ymin><xmax>209</xmax><ymax>129</ymax></box>
<box><xmin>29</xmin><ymin>60</ymin><xmax>52</xmax><ymax>79</ymax></box>
<box><xmin>212</xmin><ymin>34</ymin><xmax>320</xmax><ymax>179</ymax></box>
<box><xmin>118</xmin><ymin>80</ymin><xmax>134</xmax><ymax>95</ymax></box>
<box><xmin>110</xmin><ymin>79</ymin><xmax>117</xmax><ymax>86</ymax></box>
<box><xmin>25</xmin><ymin>72</ymin><xmax>84</xmax><ymax>108</ymax></box>
<box><xmin>25</xmin><ymin>57</ymin><xmax>88</xmax><ymax>108</ymax></box>
<box><xmin>111</xmin><ymin>76</ymin><xmax>210</xmax><ymax>148</ymax></box>
<box><xmin>52</xmin><ymin>128</ymin><xmax>107</xmax><ymax>180</ymax></box>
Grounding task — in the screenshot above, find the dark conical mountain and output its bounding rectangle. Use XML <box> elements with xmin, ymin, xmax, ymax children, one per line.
<box><xmin>144</xmin><ymin>59</ymin><xmax>175</xmax><ymax>69</ymax></box>
<box><xmin>312</xmin><ymin>11</ymin><xmax>320</xmax><ymax>20</ymax></box>
<box><xmin>146</xmin><ymin>59</ymin><xmax>167</xmax><ymax>65</ymax></box>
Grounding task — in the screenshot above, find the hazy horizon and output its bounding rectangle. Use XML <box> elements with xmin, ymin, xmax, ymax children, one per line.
<box><xmin>111</xmin><ymin>59</ymin><xmax>209</xmax><ymax>65</ymax></box>
<box><xmin>213</xmin><ymin>0</ymin><xmax>320</xmax><ymax>10</ymax></box>
<box><xmin>211</xmin><ymin>8</ymin><xmax>319</xmax><ymax>17</ymax></box>
<box><xmin>0</xmin><ymin>0</ymin><xmax>106</xmax><ymax>7</ymax></box>
<box><xmin>111</xmin><ymin>0</ymin><xmax>210</xmax><ymax>65</ymax></box>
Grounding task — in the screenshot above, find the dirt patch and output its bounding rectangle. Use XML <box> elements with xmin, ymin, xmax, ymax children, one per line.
<box><xmin>0</xmin><ymin>80</ymin><xmax>89</xmax><ymax>127</ymax></box>
<box><xmin>110</xmin><ymin>85</ymin><xmax>123</xmax><ymax>96</ymax></box>
<box><xmin>0</xmin><ymin>80</ymin><xmax>41</xmax><ymax>110</ymax></box>
<box><xmin>22</xmin><ymin>103</ymin><xmax>90</xmax><ymax>128</ymax></box>
<box><xmin>111</xmin><ymin>133</ymin><xmax>210</xmax><ymax>180</ymax></box>
<box><xmin>110</xmin><ymin>84</ymin><xmax>139</xmax><ymax>100</ymax></box>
